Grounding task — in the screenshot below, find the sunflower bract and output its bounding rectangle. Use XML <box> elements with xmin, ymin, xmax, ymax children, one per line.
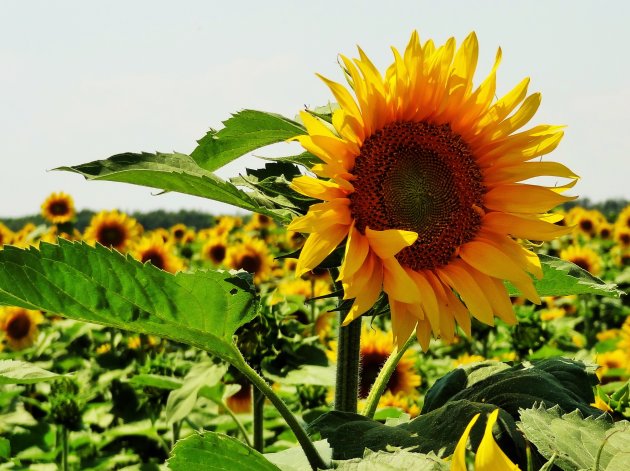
<box><xmin>289</xmin><ymin>31</ymin><xmax>578</xmax><ymax>350</ymax></box>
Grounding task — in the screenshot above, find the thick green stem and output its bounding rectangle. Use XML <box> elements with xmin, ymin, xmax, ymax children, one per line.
<box><xmin>236</xmin><ymin>355</ymin><xmax>327</xmax><ymax>471</ymax></box>
<box><xmin>362</xmin><ymin>333</ymin><xmax>415</xmax><ymax>418</ymax></box>
<box><xmin>60</xmin><ymin>425</ymin><xmax>69</xmax><ymax>471</ymax></box>
<box><xmin>253</xmin><ymin>385</ymin><xmax>265</xmax><ymax>452</ymax></box>
<box><xmin>334</xmin><ymin>313</ymin><xmax>362</xmax><ymax>413</ymax></box>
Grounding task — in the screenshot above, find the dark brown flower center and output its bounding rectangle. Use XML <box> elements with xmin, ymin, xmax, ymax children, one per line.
<box><xmin>50</xmin><ymin>201</ymin><xmax>69</xmax><ymax>216</ymax></box>
<box><xmin>579</xmin><ymin>219</ymin><xmax>594</xmax><ymax>233</ymax></box>
<box><xmin>7</xmin><ymin>312</ymin><xmax>31</xmax><ymax>339</ymax></box>
<box><xmin>209</xmin><ymin>245</ymin><xmax>226</xmax><ymax>263</ymax></box>
<box><xmin>571</xmin><ymin>257</ymin><xmax>590</xmax><ymax>271</ymax></box>
<box><xmin>600</xmin><ymin>227</ymin><xmax>611</xmax><ymax>239</ymax></box>
<box><xmin>97</xmin><ymin>224</ymin><xmax>126</xmax><ymax>248</ymax></box>
<box><xmin>141</xmin><ymin>249</ymin><xmax>165</xmax><ymax>269</ymax></box>
<box><xmin>173</xmin><ymin>229</ymin><xmax>185</xmax><ymax>239</ymax></box>
<box><xmin>238</xmin><ymin>254</ymin><xmax>262</xmax><ymax>274</ymax></box>
<box><xmin>350</xmin><ymin>121</ymin><xmax>484</xmax><ymax>270</ymax></box>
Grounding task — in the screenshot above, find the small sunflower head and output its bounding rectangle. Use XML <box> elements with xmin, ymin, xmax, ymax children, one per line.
<box><xmin>0</xmin><ymin>307</ymin><xmax>44</xmax><ymax>350</ymax></box>
<box><xmin>41</xmin><ymin>192</ymin><xmax>76</xmax><ymax>224</ymax></box>
<box><xmin>84</xmin><ymin>210</ymin><xmax>142</xmax><ymax>252</ymax></box>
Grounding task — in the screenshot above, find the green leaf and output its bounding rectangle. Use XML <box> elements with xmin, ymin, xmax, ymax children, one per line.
<box><xmin>57</xmin><ymin>152</ymin><xmax>294</xmax><ymax>223</ymax></box>
<box><xmin>128</xmin><ymin>374</ymin><xmax>183</xmax><ymax>390</ymax></box>
<box><xmin>165</xmin><ymin>362</ymin><xmax>228</xmax><ymax>424</ymax></box>
<box><xmin>265</xmin><ymin>440</ymin><xmax>332</xmax><ymax>471</ymax></box>
<box><xmin>0</xmin><ymin>437</ymin><xmax>10</xmax><ymax>460</ymax></box>
<box><xmin>265</xmin><ymin>365</ymin><xmax>336</xmax><ymax>387</ymax></box>
<box><xmin>519</xmin><ymin>405</ymin><xmax>630</xmax><ymax>471</ymax></box>
<box><xmin>0</xmin><ymin>360</ymin><xmax>61</xmax><ymax>384</ymax></box>
<box><xmin>0</xmin><ymin>241</ymin><xmax>258</xmax><ymax>365</ymax></box>
<box><xmin>507</xmin><ymin>254</ymin><xmax>624</xmax><ymax>298</ymax></box>
<box><xmin>308</xmin><ymin>401</ymin><xmax>525</xmax><ymax>464</ymax></box>
<box><xmin>263</xmin><ymin>151</ymin><xmax>322</xmax><ymax>169</ymax></box>
<box><xmin>167</xmin><ymin>431</ymin><xmax>281</xmax><ymax>471</ymax></box>
<box><xmin>422</xmin><ymin>358</ymin><xmax>601</xmax><ymax>419</ymax></box>
<box><xmin>191</xmin><ymin>109</ymin><xmax>305</xmax><ymax>172</ymax></box>
<box><xmin>335</xmin><ymin>449</ymin><xmax>449</xmax><ymax>471</ymax></box>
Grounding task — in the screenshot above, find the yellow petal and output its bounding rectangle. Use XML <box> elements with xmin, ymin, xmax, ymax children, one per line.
<box><xmin>317</xmin><ymin>74</ymin><xmax>363</xmax><ymax>125</ymax></box>
<box><xmin>407</xmin><ymin>269</ymin><xmax>440</xmax><ymax>330</ymax></box>
<box><xmin>437</xmin><ymin>263</ymin><xmax>494</xmax><ymax>325</ymax></box>
<box><xmin>296</xmin><ymin>224</ymin><xmax>348</xmax><ymax>277</ymax></box>
<box><xmin>364</xmin><ymin>227</ymin><xmax>418</xmax><ymax>259</ymax></box>
<box><xmin>390</xmin><ymin>300</ymin><xmax>418</xmax><ymax>348</ymax></box>
<box><xmin>483</xmin><ymin>161</ymin><xmax>579</xmax><ymax>186</ymax></box>
<box><xmin>485</xmin><ymin>183</ymin><xmax>576</xmax><ymax>213</ymax></box>
<box><xmin>477</xmin><ymin>77</ymin><xmax>529</xmax><ymax>129</ymax></box>
<box><xmin>287</xmin><ymin>199</ymin><xmax>351</xmax><ymax>233</ymax></box>
<box><xmin>290</xmin><ymin>176</ymin><xmax>348</xmax><ymax>201</ymax></box>
<box><xmin>490</xmin><ymin>93</ymin><xmax>541</xmax><ymax>139</ymax></box>
<box><xmin>343</xmin><ymin>255</ymin><xmax>383</xmax><ymax>324</ymax></box>
<box><xmin>416</xmin><ymin>319</ymin><xmax>432</xmax><ymax>352</ymax></box>
<box><xmin>451</xmin><ymin>413</ymin><xmax>480</xmax><ymax>471</ymax></box>
<box><xmin>482</xmin><ymin>211</ymin><xmax>573</xmax><ymax>241</ymax></box>
<box><xmin>338</xmin><ymin>223</ymin><xmax>369</xmax><ymax>280</ymax></box>
<box><xmin>475</xmin><ymin>410</ymin><xmax>521</xmax><ymax>471</ymax></box>
<box><xmin>383</xmin><ymin>257</ymin><xmax>421</xmax><ymax>304</ymax></box>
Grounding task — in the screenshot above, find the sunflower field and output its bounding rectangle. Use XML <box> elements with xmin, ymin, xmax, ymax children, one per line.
<box><xmin>1</xmin><ymin>32</ymin><xmax>630</xmax><ymax>471</ymax></box>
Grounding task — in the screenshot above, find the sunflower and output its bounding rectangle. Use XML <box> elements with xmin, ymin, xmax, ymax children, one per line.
<box><xmin>598</xmin><ymin>221</ymin><xmax>613</xmax><ymax>240</ymax></box>
<box><xmin>84</xmin><ymin>210</ymin><xmax>142</xmax><ymax>252</ymax></box>
<box><xmin>132</xmin><ymin>235</ymin><xmax>183</xmax><ymax>273</ymax></box>
<box><xmin>614</xmin><ymin>227</ymin><xmax>630</xmax><ymax>249</ymax></box>
<box><xmin>0</xmin><ymin>223</ymin><xmax>13</xmax><ymax>247</ymax></box>
<box><xmin>566</xmin><ymin>207</ymin><xmax>603</xmax><ymax>239</ymax></box>
<box><xmin>245</xmin><ymin>213</ymin><xmax>275</xmax><ymax>232</ymax></box>
<box><xmin>41</xmin><ymin>192</ymin><xmax>75</xmax><ymax>224</ymax></box>
<box><xmin>288</xmin><ymin>31</ymin><xmax>577</xmax><ymax>349</ymax></box>
<box><xmin>615</xmin><ymin>204</ymin><xmax>630</xmax><ymax>231</ymax></box>
<box><xmin>226</xmin><ymin>379</ymin><xmax>252</xmax><ymax>414</ymax></box>
<box><xmin>0</xmin><ymin>307</ymin><xmax>44</xmax><ymax>350</ymax></box>
<box><xmin>559</xmin><ymin>244</ymin><xmax>602</xmax><ymax>276</ymax></box>
<box><xmin>378</xmin><ymin>390</ymin><xmax>420</xmax><ymax>417</ymax></box>
<box><xmin>226</xmin><ymin>237</ymin><xmax>274</xmax><ymax>283</ymax></box>
<box><xmin>202</xmin><ymin>238</ymin><xmax>229</xmax><ymax>265</ymax></box>
<box><xmin>170</xmin><ymin>223</ymin><xmax>188</xmax><ymax>242</ymax></box>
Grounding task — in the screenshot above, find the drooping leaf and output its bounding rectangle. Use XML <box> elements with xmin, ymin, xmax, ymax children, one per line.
<box><xmin>0</xmin><ymin>360</ymin><xmax>61</xmax><ymax>385</ymax></box>
<box><xmin>0</xmin><ymin>241</ymin><xmax>258</xmax><ymax>365</ymax></box>
<box><xmin>167</xmin><ymin>431</ymin><xmax>281</xmax><ymax>471</ymax></box>
<box><xmin>308</xmin><ymin>401</ymin><xmax>525</xmax><ymax>464</ymax></box>
<box><xmin>57</xmin><ymin>152</ymin><xmax>295</xmax><ymax>223</ymax></box>
<box><xmin>519</xmin><ymin>405</ymin><xmax>630</xmax><ymax>471</ymax></box>
<box><xmin>507</xmin><ymin>254</ymin><xmax>623</xmax><ymax>298</ymax></box>
<box><xmin>191</xmin><ymin>109</ymin><xmax>305</xmax><ymax>172</ymax></box>
<box><xmin>165</xmin><ymin>362</ymin><xmax>228</xmax><ymax>424</ymax></box>
<box><xmin>335</xmin><ymin>449</ymin><xmax>449</xmax><ymax>471</ymax></box>
<box><xmin>422</xmin><ymin>358</ymin><xmax>601</xmax><ymax>418</ymax></box>
<box><xmin>128</xmin><ymin>374</ymin><xmax>183</xmax><ymax>391</ymax></box>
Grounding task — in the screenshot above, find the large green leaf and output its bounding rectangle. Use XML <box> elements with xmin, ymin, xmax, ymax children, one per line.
<box><xmin>519</xmin><ymin>405</ymin><xmax>630</xmax><ymax>471</ymax></box>
<box><xmin>422</xmin><ymin>358</ymin><xmax>601</xmax><ymax>418</ymax></box>
<box><xmin>308</xmin><ymin>401</ymin><xmax>525</xmax><ymax>464</ymax></box>
<box><xmin>335</xmin><ymin>449</ymin><xmax>448</xmax><ymax>471</ymax></box>
<box><xmin>0</xmin><ymin>360</ymin><xmax>61</xmax><ymax>385</ymax></box>
<box><xmin>0</xmin><ymin>241</ymin><xmax>258</xmax><ymax>364</ymax></box>
<box><xmin>507</xmin><ymin>254</ymin><xmax>624</xmax><ymax>298</ymax></box>
<box><xmin>57</xmin><ymin>152</ymin><xmax>295</xmax><ymax>223</ymax></box>
<box><xmin>191</xmin><ymin>109</ymin><xmax>305</xmax><ymax>172</ymax></box>
<box><xmin>167</xmin><ymin>431</ymin><xmax>281</xmax><ymax>471</ymax></box>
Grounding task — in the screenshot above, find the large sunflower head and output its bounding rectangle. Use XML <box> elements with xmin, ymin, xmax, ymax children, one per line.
<box><xmin>84</xmin><ymin>210</ymin><xmax>142</xmax><ymax>252</ymax></box>
<box><xmin>132</xmin><ymin>234</ymin><xmax>183</xmax><ymax>274</ymax></box>
<box><xmin>41</xmin><ymin>192</ymin><xmax>76</xmax><ymax>224</ymax></box>
<box><xmin>288</xmin><ymin>31</ymin><xmax>578</xmax><ymax>349</ymax></box>
<box><xmin>0</xmin><ymin>307</ymin><xmax>44</xmax><ymax>350</ymax></box>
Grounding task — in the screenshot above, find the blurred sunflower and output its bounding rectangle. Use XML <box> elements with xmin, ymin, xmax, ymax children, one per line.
<box><xmin>41</xmin><ymin>192</ymin><xmax>75</xmax><ymax>224</ymax></box>
<box><xmin>132</xmin><ymin>235</ymin><xmax>183</xmax><ymax>273</ymax></box>
<box><xmin>379</xmin><ymin>390</ymin><xmax>420</xmax><ymax>417</ymax></box>
<box><xmin>615</xmin><ymin>204</ymin><xmax>630</xmax><ymax>231</ymax></box>
<box><xmin>170</xmin><ymin>223</ymin><xmax>188</xmax><ymax>242</ymax></box>
<box><xmin>202</xmin><ymin>238</ymin><xmax>229</xmax><ymax>265</ymax></box>
<box><xmin>245</xmin><ymin>213</ymin><xmax>275</xmax><ymax>232</ymax></box>
<box><xmin>0</xmin><ymin>307</ymin><xmax>44</xmax><ymax>350</ymax></box>
<box><xmin>289</xmin><ymin>31</ymin><xmax>576</xmax><ymax>348</ymax></box>
<box><xmin>226</xmin><ymin>379</ymin><xmax>252</xmax><ymax>414</ymax></box>
<box><xmin>0</xmin><ymin>223</ymin><xmax>14</xmax><ymax>247</ymax></box>
<box><xmin>84</xmin><ymin>210</ymin><xmax>142</xmax><ymax>252</ymax></box>
<box><xmin>571</xmin><ymin>208</ymin><xmax>602</xmax><ymax>239</ymax></box>
<box><xmin>559</xmin><ymin>244</ymin><xmax>602</xmax><ymax>276</ymax></box>
<box><xmin>226</xmin><ymin>237</ymin><xmax>274</xmax><ymax>283</ymax></box>
<box><xmin>329</xmin><ymin>326</ymin><xmax>421</xmax><ymax>399</ymax></box>
<box><xmin>598</xmin><ymin>221</ymin><xmax>613</xmax><ymax>240</ymax></box>
<box><xmin>614</xmin><ymin>227</ymin><xmax>630</xmax><ymax>249</ymax></box>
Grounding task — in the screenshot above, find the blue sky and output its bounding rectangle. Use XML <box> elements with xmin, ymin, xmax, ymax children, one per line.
<box><xmin>1</xmin><ymin>1</ymin><xmax>629</xmax><ymax>217</ymax></box>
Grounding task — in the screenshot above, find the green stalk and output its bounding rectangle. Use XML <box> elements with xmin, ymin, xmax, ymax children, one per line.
<box><xmin>220</xmin><ymin>400</ymin><xmax>252</xmax><ymax>448</ymax></box>
<box><xmin>60</xmin><ymin>425</ymin><xmax>69</xmax><ymax>471</ymax></box>
<box><xmin>362</xmin><ymin>333</ymin><xmax>415</xmax><ymax>418</ymax></box>
<box><xmin>236</xmin><ymin>354</ymin><xmax>327</xmax><ymax>471</ymax></box>
<box><xmin>334</xmin><ymin>313</ymin><xmax>362</xmax><ymax>413</ymax></box>
<box><xmin>252</xmin><ymin>386</ymin><xmax>265</xmax><ymax>452</ymax></box>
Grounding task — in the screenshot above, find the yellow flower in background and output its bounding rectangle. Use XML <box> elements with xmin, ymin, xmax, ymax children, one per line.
<box><xmin>84</xmin><ymin>210</ymin><xmax>142</xmax><ymax>252</ymax></box>
<box><xmin>559</xmin><ymin>244</ymin><xmax>602</xmax><ymax>276</ymax></box>
<box><xmin>598</xmin><ymin>220</ymin><xmax>613</xmax><ymax>240</ymax></box>
<box><xmin>0</xmin><ymin>223</ymin><xmax>14</xmax><ymax>247</ymax></box>
<box><xmin>289</xmin><ymin>31</ymin><xmax>577</xmax><ymax>349</ymax></box>
<box><xmin>132</xmin><ymin>235</ymin><xmax>183</xmax><ymax>273</ymax></box>
<box><xmin>245</xmin><ymin>213</ymin><xmax>275</xmax><ymax>232</ymax></box>
<box><xmin>226</xmin><ymin>237</ymin><xmax>274</xmax><ymax>283</ymax></box>
<box><xmin>595</xmin><ymin>350</ymin><xmax>628</xmax><ymax>380</ymax></box>
<box><xmin>540</xmin><ymin>307</ymin><xmax>565</xmax><ymax>321</ymax></box>
<box><xmin>451</xmin><ymin>409</ymin><xmax>520</xmax><ymax>470</ymax></box>
<box><xmin>453</xmin><ymin>353</ymin><xmax>486</xmax><ymax>367</ymax></box>
<box><xmin>614</xmin><ymin>227</ymin><xmax>630</xmax><ymax>249</ymax></box>
<box><xmin>615</xmin><ymin>204</ymin><xmax>630</xmax><ymax>231</ymax></box>
<box><xmin>379</xmin><ymin>390</ymin><xmax>421</xmax><ymax>417</ymax></box>
<box><xmin>41</xmin><ymin>191</ymin><xmax>76</xmax><ymax>224</ymax></box>
<box><xmin>0</xmin><ymin>307</ymin><xmax>44</xmax><ymax>350</ymax></box>
<box><xmin>202</xmin><ymin>238</ymin><xmax>229</xmax><ymax>265</ymax></box>
<box><xmin>566</xmin><ymin>207</ymin><xmax>602</xmax><ymax>239</ymax></box>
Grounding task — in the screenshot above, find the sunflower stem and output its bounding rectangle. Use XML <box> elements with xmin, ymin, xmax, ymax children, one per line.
<box><xmin>334</xmin><ymin>312</ymin><xmax>362</xmax><ymax>414</ymax></box>
<box><xmin>252</xmin><ymin>385</ymin><xmax>265</xmax><ymax>452</ymax></box>
<box><xmin>362</xmin><ymin>332</ymin><xmax>415</xmax><ymax>419</ymax></box>
<box><xmin>60</xmin><ymin>425</ymin><xmax>69</xmax><ymax>471</ymax></box>
<box><xmin>235</xmin><ymin>353</ymin><xmax>327</xmax><ymax>471</ymax></box>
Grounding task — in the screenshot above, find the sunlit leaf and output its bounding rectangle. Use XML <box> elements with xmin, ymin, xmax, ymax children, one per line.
<box><xmin>0</xmin><ymin>360</ymin><xmax>61</xmax><ymax>385</ymax></box>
